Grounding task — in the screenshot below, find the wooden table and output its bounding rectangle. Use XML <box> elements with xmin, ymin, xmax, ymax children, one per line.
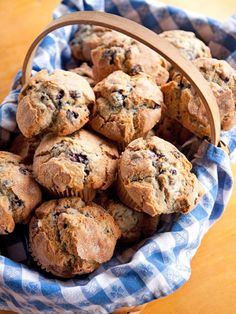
<box><xmin>0</xmin><ymin>1</ymin><xmax>236</xmax><ymax>314</ymax></box>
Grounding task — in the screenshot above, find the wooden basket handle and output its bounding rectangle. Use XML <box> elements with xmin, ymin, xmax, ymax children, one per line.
<box><xmin>21</xmin><ymin>11</ymin><xmax>220</xmax><ymax>145</ymax></box>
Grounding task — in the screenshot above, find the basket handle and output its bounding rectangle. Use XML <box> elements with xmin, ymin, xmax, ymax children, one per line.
<box><xmin>21</xmin><ymin>11</ymin><xmax>220</xmax><ymax>145</ymax></box>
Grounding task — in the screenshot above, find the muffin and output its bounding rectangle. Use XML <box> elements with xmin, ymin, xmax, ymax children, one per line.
<box><xmin>33</xmin><ymin>129</ymin><xmax>119</xmax><ymax>201</ymax></box>
<box><xmin>0</xmin><ymin>152</ymin><xmax>42</xmax><ymax>234</ymax></box>
<box><xmin>29</xmin><ymin>197</ymin><xmax>121</xmax><ymax>278</ymax></box>
<box><xmin>117</xmin><ymin>136</ymin><xmax>204</xmax><ymax>216</ymax></box>
<box><xmin>70</xmin><ymin>25</ymin><xmax>127</xmax><ymax>62</ymax></box>
<box><xmin>155</xmin><ymin>114</ymin><xmax>193</xmax><ymax>147</ymax></box>
<box><xmin>96</xmin><ymin>193</ymin><xmax>160</xmax><ymax>244</ymax></box>
<box><xmin>90</xmin><ymin>70</ymin><xmax>163</xmax><ymax>148</ymax></box>
<box><xmin>70</xmin><ymin>62</ymin><xmax>95</xmax><ymax>87</ymax></box>
<box><xmin>159</xmin><ymin>30</ymin><xmax>211</xmax><ymax>61</ymax></box>
<box><xmin>162</xmin><ymin>58</ymin><xmax>236</xmax><ymax>138</ymax></box>
<box><xmin>16</xmin><ymin>69</ymin><xmax>95</xmax><ymax>138</ymax></box>
<box><xmin>10</xmin><ymin>133</ymin><xmax>42</xmax><ymax>164</ymax></box>
<box><xmin>91</xmin><ymin>37</ymin><xmax>169</xmax><ymax>85</ymax></box>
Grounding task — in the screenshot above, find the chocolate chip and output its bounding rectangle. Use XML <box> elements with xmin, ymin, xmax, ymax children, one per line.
<box><xmin>53</xmin><ymin>212</ymin><xmax>60</xmax><ymax>218</ymax></box>
<box><xmin>129</xmin><ymin>64</ymin><xmax>143</xmax><ymax>75</ymax></box>
<box><xmin>222</xmin><ymin>77</ymin><xmax>229</xmax><ymax>83</ymax></box>
<box><xmin>102</xmin><ymin>49</ymin><xmax>116</xmax><ymax>65</ymax></box>
<box><xmin>155</xmin><ymin>152</ymin><xmax>166</xmax><ymax>159</ymax></box>
<box><xmin>66</xmin><ymin>110</ymin><xmax>79</xmax><ymax>120</ymax></box>
<box><xmin>56</xmin><ymin>90</ymin><xmax>65</xmax><ymax>100</ymax></box>
<box><xmin>178</xmin><ymin>82</ymin><xmax>191</xmax><ymax>89</ymax></box>
<box><xmin>13</xmin><ymin>197</ymin><xmax>23</xmax><ymax>208</ymax></box>
<box><xmin>170</xmin><ymin>169</ymin><xmax>177</xmax><ymax>175</ymax></box>
<box><xmin>19</xmin><ymin>167</ymin><xmax>31</xmax><ymax>175</ymax></box>
<box><xmin>69</xmin><ymin>153</ymin><xmax>88</xmax><ymax>164</ymax></box>
<box><xmin>154</xmin><ymin>103</ymin><xmax>161</xmax><ymax>109</ymax></box>
<box><xmin>69</xmin><ymin>90</ymin><xmax>81</xmax><ymax>99</ymax></box>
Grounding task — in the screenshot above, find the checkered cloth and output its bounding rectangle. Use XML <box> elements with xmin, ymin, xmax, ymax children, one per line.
<box><xmin>0</xmin><ymin>1</ymin><xmax>236</xmax><ymax>313</ymax></box>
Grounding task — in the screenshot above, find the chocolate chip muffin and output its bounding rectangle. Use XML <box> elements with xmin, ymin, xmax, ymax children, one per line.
<box><xmin>159</xmin><ymin>30</ymin><xmax>211</xmax><ymax>61</ymax></box>
<box><xmin>96</xmin><ymin>192</ymin><xmax>160</xmax><ymax>244</ymax></box>
<box><xmin>10</xmin><ymin>133</ymin><xmax>42</xmax><ymax>164</ymax></box>
<box><xmin>17</xmin><ymin>69</ymin><xmax>95</xmax><ymax>138</ymax></box>
<box><xmin>29</xmin><ymin>197</ymin><xmax>121</xmax><ymax>278</ymax></box>
<box><xmin>91</xmin><ymin>37</ymin><xmax>169</xmax><ymax>85</ymax></box>
<box><xmin>117</xmin><ymin>136</ymin><xmax>204</xmax><ymax>216</ymax></box>
<box><xmin>90</xmin><ymin>71</ymin><xmax>163</xmax><ymax>148</ymax></box>
<box><xmin>155</xmin><ymin>114</ymin><xmax>193</xmax><ymax>147</ymax></box>
<box><xmin>162</xmin><ymin>58</ymin><xmax>236</xmax><ymax>138</ymax></box>
<box><xmin>33</xmin><ymin>129</ymin><xmax>119</xmax><ymax>201</ymax></box>
<box><xmin>70</xmin><ymin>25</ymin><xmax>127</xmax><ymax>62</ymax></box>
<box><xmin>70</xmin><ymin>62</ymin><xmax>95</xmax><ymax>87</ymax></box>
<box><xmin>0</xmin><ymin>152</ymin><xmax>42</xmax><ymax>234</ymax></box>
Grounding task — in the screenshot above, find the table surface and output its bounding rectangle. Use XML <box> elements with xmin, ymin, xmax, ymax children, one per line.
<box><xmin>0</xmin><ymin>1</ymin><xmax>236</xmax><ymax>314</ymax></box>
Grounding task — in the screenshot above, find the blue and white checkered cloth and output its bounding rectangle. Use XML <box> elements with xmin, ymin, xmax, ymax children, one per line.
<box><xmin>0</xmin><ymin>1</ymin><xmax>236</xmax><ymax>313</ymax></box>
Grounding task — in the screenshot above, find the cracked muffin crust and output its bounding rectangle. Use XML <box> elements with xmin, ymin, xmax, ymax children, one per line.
<box><xmin>10</xmin><ymin>133</ymin><xmax>42</xmax><ymax>164</ymax></box>
<box><xmin>33</xmin><ymin>129</ymin><xmax>119</xmax><ymax>201</ymax></box>
<box><xmin>159</xmin><ymin>30</ymin><xmax>211</xmax><ymax>61</ymax></box>
<box><xmin>91</xmin><ymin>36</ymin><xmax>169</xmax><ymax>85</ymax></box>
<box><xmin>70</xmin><ymin>25</ymin><xmax>127</xmax><ymax>62</ymax></box>
<box><xmin>16</xmin><ymin>69</ymin><xmax>95</xmax><ymax>138</ymax></box>
<box><xmin>162</xmin><ymin>58</ymin><xmax>236</xmax><ymax>138</ymax></box>
<box><xmin>117</xmin><ymin>136</ymin><xmax>204</xmax><ymax>216</ymax></box>
<box><xmin>90</xmin><ymin>71</ymin><xmax>163</xmax><ymax>147</ymax></box>
<box><xmin>96</xmin><ymin>192</ymin><xmax>160</xmax><ymax>244</ymax></box>
<box><xmin>29</xmin><ymin>197</ymin><xmax>121</xmax><ymax>278</ymax></box>
<box><xmin>69</xmin><ymin>62</ymin><xmax>95</xmax><ymax>87</ymax></box>
<box><xmin>0</xmin><ymin>151</ymin><xmax>42</xmax><ymax>234</ymax></box>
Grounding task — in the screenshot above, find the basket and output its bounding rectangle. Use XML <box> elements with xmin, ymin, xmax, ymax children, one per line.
<box><xmin>0</xmin><ymin>1</ymin><xmax>236</xmax><ymax>313</ymax></box>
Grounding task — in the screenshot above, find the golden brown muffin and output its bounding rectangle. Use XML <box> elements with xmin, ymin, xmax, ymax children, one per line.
<box><xmin>155</xmin><ymin>114</ymin><xmax>193</xmax><ymax>147</ymax></box>
<box><xmin>117</xmin><ymin>136</ymin><xmax>204</xmax><ymax>216</ymax></box>
<box><xmin>33</xmin><ymin>129</ymin><xmax>119</xmax><ymax>201</ymax></box>
<box><xmin>96</xmin><ymin>192</ymin><xmax>160</xmax><ymax>244</ymax></box>
<box><xmin>70</xmin><ymin>25</ymin><xmax>127</xmax><ymax>62</ymax></box>
<box><xmin>90</xmin><ymin>71</ymin><xmax>163</xmax><ymax>148</ymax></box>
<box><xmin>0</xmin><ymin>151</ymin><xmax>42</xmax><ymax>234</ymax></box>
<box><xmin>162</xmin><ymin>58</ymin><xmax>236</xmax><ymax>138</ymax></box>
<box><xmin>91</xmin><ymin>37</ymin><xmax>169</xmax><ymax>85</ymax></box>
<box><xmin>29</xmin><ymin>197</ymin><xmax>121</xmax><ymax>278</ymax></box>
<box><xmin>10</xmin><ymin>133</ymin><xmax>42</xmax><ymax>164</ymax></box>
<box><xmin>159</xmin><ymin>30</ymin><xmax>211</xmax><ymax>61</ymax></box>
<box><xmin>69</xmin><ymin>62</ymin><xmax>95</xmax><ymax>87</ymax></box>
<box><xmin>17</xmin><ymin>69</ymin><xmax>95</xmax><ymax>138</ymax></box>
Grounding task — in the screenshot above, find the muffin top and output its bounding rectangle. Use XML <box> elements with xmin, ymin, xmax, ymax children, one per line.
<box><xmin>118</xmin><ymin>136</ymin><xmax>204</xmax><ymax>216</ymax></box>
<box><xmin>33</xmin><ymin>129</ymin><xmax>119</xmax><ymax>194</ymax></box>
<box><xmin>70</xmin><ymin>25</ymin><xmax>127</xmax><ymax>62</ymax></box>
<box><xmin>90</xmin><ymin>71</ymin><xmax>163</xmax><ymax>146</ymax></box>
<box><xmin>70</xmin><ymin>62</ymin><xmax>95</xmax><ymax>87</ymax></box>
<box><xmin>29</xmin><ymin>197</ymin><xmax>121</xmax><ymax>278</ymax></box>
<box><xmin>159</xmin><ymin>30</ymin><xmax>211</xmax><ymax>61</ymax></box>
<box><xmin>10</xmin><ymin>133</ymin><xmax>42</xmax><ymax>164</ymax></box>
<box><xmin>0</xmin><ymin>151</ymin><xmax>42</xmax><ymax>234</ymax></box>
<box><xmin>162</xmin><ymin>58</ymin><xmax>236</xmax><ymax>138</ymax></box>
<box><xmin>16</xmin><ymin>69</ymin><xmax>95</xmax><ymax>138</ymax></box>
<box><xmin>91</xmin><ymin>37</ymin><xmax>169</xmax><ymax>85</ymax></box>
<box><xmin>96</xmin><ymin>192</ymin><xmax>160</xmax><ymax>244</ymax></box>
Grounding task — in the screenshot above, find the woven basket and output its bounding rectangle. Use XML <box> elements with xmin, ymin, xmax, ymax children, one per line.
<box><xmin>0</xmin><ymin>4</ymin><xmax>235</xmax><ymax>314</ymax></box>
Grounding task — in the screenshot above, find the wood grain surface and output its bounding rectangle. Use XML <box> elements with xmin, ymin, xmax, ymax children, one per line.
<box><xmin>0</xmin><ymin>1</ymin><xmax>236</xmax><ymax>314</ymax></box>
